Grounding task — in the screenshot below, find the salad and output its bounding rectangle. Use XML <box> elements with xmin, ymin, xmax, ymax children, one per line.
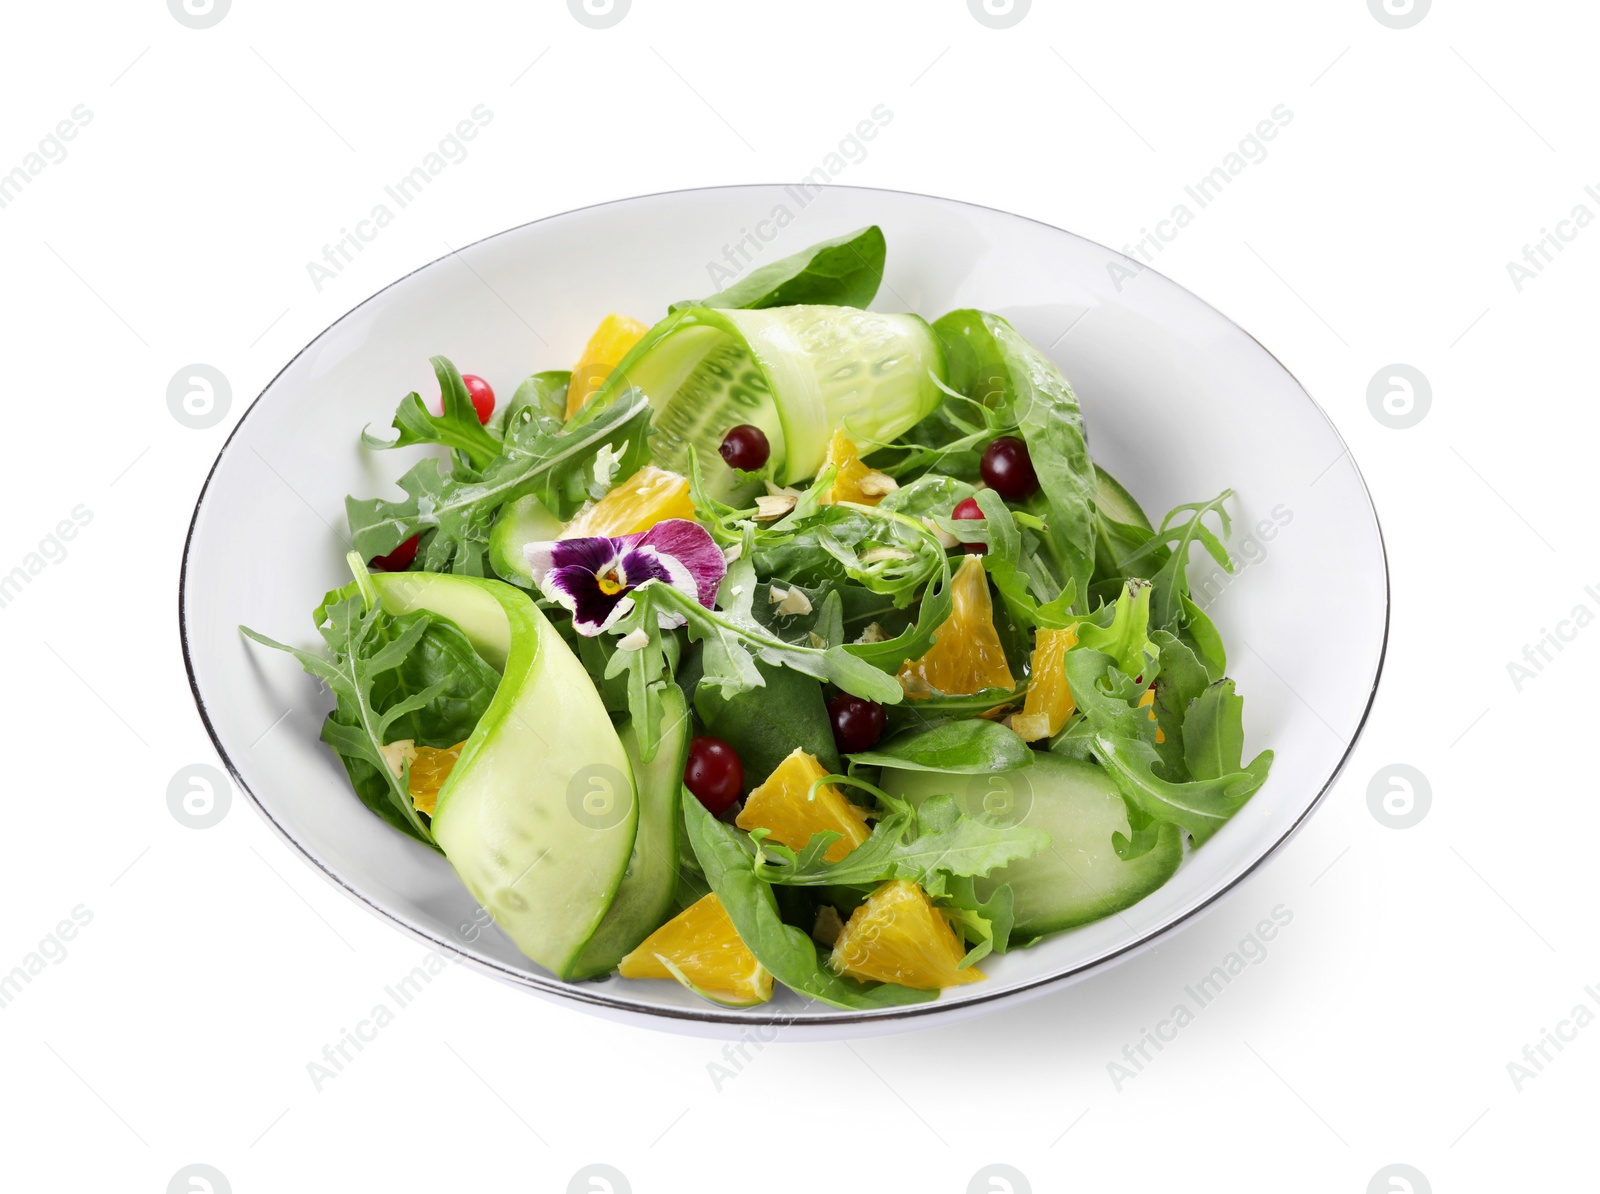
<box><xmin>244</xmin><ymin>225</ymin><xmax>1272</xmax><ymax>1010</ymax></box>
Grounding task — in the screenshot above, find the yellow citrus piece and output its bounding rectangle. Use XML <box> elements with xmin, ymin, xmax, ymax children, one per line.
<box><xmin>560</xmin><ymin>465</ymin><xmax>695</xmax><ymax>539</ymax></box>
<box><xmin>618</xmin><ymin>894</ymin><xmax>773</xmax><ymax>1005</ymax></box>
<box><xmin>1013</xmin><ymin>627</ymin><xmax>1080</xmax><ymax>742</ymax></box>
<box><xmin>829</xmin><ymin>880</ymin><xmax>983</xmax><ymax>989</ymax></box>
<box><xmin>818</xmin><ymin>431</ymin><xmax>895</xmax><ymax>506</ymax></box>
<box><xmin>1138</xmin><ymin>686</ymin><xmax>1165</xmax><ymax>744</ymax></box>
<box><xmin>897</xmin><ymin>554</ymin><xmax>1016</xmax><ymax>699</ymax></box>
<box><xmin>736</xmin><ymin>748</ymin><xmax>870</xmax><ymax>863</ymax></box>
<box><xmin>408</xmin><ymin>741</ymin><xmax>465</xmax><ymax>816</ymax></box>
<box><xmin>566</xmin><ymin>313</ymin><xmax>650</xmax><ymax>418</ymax></box>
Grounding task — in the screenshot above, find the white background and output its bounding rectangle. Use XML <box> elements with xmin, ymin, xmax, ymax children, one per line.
<box><xmin>2</xmin><ymin>1</ymin><xmax>1591</xmax><ymax>1191</ymax></box>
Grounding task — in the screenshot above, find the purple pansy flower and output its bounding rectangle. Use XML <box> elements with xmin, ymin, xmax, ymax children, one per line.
<box><xmin>524</xmin><ymin>518</ymin><xmax>726</xmax><ymax>636</ymax></box>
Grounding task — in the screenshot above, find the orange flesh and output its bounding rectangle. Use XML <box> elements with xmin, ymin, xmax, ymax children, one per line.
<box><xmin>897</xmin><ymin>555</ymin><xmax>1016</xmax><ymax>698</ymax></box>
<box><xmin>736</xmin><ymin>749</ymin><xmax>871</xmax><ymax>863</ymax></box>
<box><xmin>566</xmin><ymin>313</ymin><xmax>650</xmax><ymax>419</ymax></box>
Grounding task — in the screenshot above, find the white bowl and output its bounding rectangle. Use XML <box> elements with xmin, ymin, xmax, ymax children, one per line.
<box><xmin>180</xmin><ymin>185</ymin><xmax>1387</xmax><ymax>1039</ymax></box>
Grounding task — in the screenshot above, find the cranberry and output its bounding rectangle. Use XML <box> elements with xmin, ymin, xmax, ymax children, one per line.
<box><xmin>685</xmin><ymin>736</ymin><xmax>743</xmax><ymax>814</ymax></box>
<box><xmin>827</xmin><ymin>694</ymin><xmax>886</xmax><ymax>754</ymax></box>
<box><xmin>719</xmin><ymin>424</ymin><xmax>771</xmax><ymax>472</ymax></box>
<box><xmin>950</xmin><ymin>497</ymin><xmax>987</xmax><ymax>555</ymax></box>
<box><xmin>370</xmin><ymin>534</ymin><xmax>419</xmax><ymax>572</ymax></box>
<box><xmin>980</xmin><ymin>436</ymin><xmax>1039</xmax><ymax>500</ymax></box>
<box><xmin>461</xmin><ymin>374</ymin><xmax>495</xmax><ymax>424</ymax></box>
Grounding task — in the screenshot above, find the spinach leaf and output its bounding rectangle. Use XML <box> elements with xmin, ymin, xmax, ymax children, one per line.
<box><xmin>752</xmin><ymin>793</ymin><xmax>1048</xmax><ymax>896</ymax></box>
<box><xmin>932</xmin><ymin>310</ymin><xmax>1099</xmax><ymax>606</ymax></box>
<box><xmin>361</xmin><ymin>356</ymin><xmax>503</xmax><ymax>472</ymax></box>
<box><xmin>848</xmin><ymin>719</ymin><xmax>1034</xmax><ymax>773</ymax></box>
<box><xmin>675</xmin><ymin>225</ymin><xmax>886</xmax><ymax>313</ymax></box>
<box><xmin>241</xmin><ymin>590</ymin><xmax>499</xmax><ymax>847</ymax></box>
<box><xmin>681</xmin><ymin>791</ymin><xmax>935</xmax><ymax>1010</ymax></box>
<box><xmin>696</xmin><ymin>659</ymin><xmax>841</xmax><ymax>789</ymax></box>
<box><xmin>346</xmin><ymin>388</ymin><xmax>653</xmax><ymax>574</ymax></box>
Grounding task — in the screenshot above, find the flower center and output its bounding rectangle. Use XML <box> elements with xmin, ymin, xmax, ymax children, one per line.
<box><xmin>596</xmin><ymin>567</ymin><xmax>626</xmax><ymax>596</ymax></box>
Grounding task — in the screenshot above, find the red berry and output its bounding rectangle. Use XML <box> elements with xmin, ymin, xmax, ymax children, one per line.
<box><xmin>461</xmin><ymin>374</ymin><xmax>495</xmax><ymax>424</ymax></box>
<box><xmin>685</xmin><ymin>736</ymin><xmax>743</xmax><ymax>814</ymax></box>
<box><xmin>950</xmin><ymin>497</ymin><xmax>987</xmax><ymax>555</ymax></box>
<box><xmin>370</xmin><ymin>534</ymin><xmax>419</xmax><ymax>572</ymax></box>
<box><xmin>827</xmin><ymin>694</ymin><xmax>885</xmax><ymax>754</ymax></box>
<box><xmin>719</xmin><ymin>424</ymin><xmax>771</xmax><ymax>472</ymax></box>
<box><xmin>980</xmin><ymin>436</ymin><xmax>1039</xmax><ymax>500</ymax></box>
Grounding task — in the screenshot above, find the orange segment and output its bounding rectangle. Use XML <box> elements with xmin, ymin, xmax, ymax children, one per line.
<box><xmin>1138</xmin><ymin>686</ymin><xmax>1165</xmax><ymax>744</ymax></box>
<box><xmin>567</xmin><ymin>313</ymin><xmax>650</xmax><ymax>419</ymax></box>
<box><xmin>736</xmin><ymin>749</ymin><xmax>870</xmax><ymax>863</ymax></box>
<box><xmin>898</xmin><ymin>555</ymin><xmax>1016</xmax><ymax>699</ymax></box>
<box><xmin>829</xmin><ymin>879</ymin><xmax>983</xmax><ymax>989</ymax></box>
<box><xmin>1013</xmin><ymin>627</ymin><xmax>1079</xmax><ymax>742</ymax></box>
<box><xmin>618</xmin><ymin>894</ymin><xmax>773</xmax><ymax>1005</ymax></box>
<box><xmin>407</xmin><ymin>741</ymin><xmax>465</xmax><ymax>815</ymax></box>
<box><xmin>560</xmin><ymin>465</ymin><xmax>695</xmax><ymax>539</ymax></box>
<box><xmin>818</xmin><ymin>431</ymin><xmax>896</xmax><ymax>506</ymax></box>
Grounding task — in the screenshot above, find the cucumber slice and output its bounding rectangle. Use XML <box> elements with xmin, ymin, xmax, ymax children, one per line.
<box><xmin>880</xmin><ymin>753</ymin><xmax>1182</xmax><ymax>940</ymax></box>
<box><xmin>587</xmin><ymin>305</ymin><xmax>946</xmax><ymax>491</ymax></box>
<box><xmin>566</xmin><ymin>684</ymin><xmax>690</xmax><ymax>979</ymax></box>
<box><xmin>487</xmin><ymin>494</ymin><xmax>563</xmax><ymax>585</ymax></box>
<box><xmin>372</xmin><ymin>572</ymin><xmax>638</xmax><ymax>978</ymax></box>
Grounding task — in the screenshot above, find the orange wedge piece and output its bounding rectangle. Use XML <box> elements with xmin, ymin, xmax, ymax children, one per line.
<box><xmin>830</xmin><ymin>880</ymin><xmax>983</xmax><ymax>989</ymax></box>
<box><xmin>567</xmin><ymin>313</ymin><xmax>650</xmax><ymax>419</ymax></box>
<box><xmin>736</xmin><ymin>748</ymin><xmax>871</xmax><ymax>863</ymax></box>
<box><xmin>560</xmin><ymin>465</ymin><xmax>695</xmax><ymax>539</ymax></box>
<box><xmin>618</xmin><ymin>894</ymin><xmax>773</xmax><ymax>1005</ymax></box>
<box><xmin>898</xmin><ymin>554</ymin><xmax>1016</xmax><ymax>698</ymax></box>
<box><xmin>818</xmin><ymin>431</ymin><xmax>896</xmax><ymax>506</ymax></box>
<box><xmin>1012</xmin><ymin>627</ymin><xmax>1079</xmax><ymax>742</ymax></box>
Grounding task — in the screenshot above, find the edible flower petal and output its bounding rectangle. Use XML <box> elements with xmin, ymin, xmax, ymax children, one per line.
<box><xmin>524</xmin><ymin>518</ymin><xmax>725</xmax><ymax>636</ymax></box>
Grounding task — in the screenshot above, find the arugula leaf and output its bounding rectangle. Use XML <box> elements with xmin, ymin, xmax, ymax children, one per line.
<box><xmin>601</xmin><ymin>600</ymin><xmax>679</xmax><ymax>765</ymax></box>
<box><xmin>681</xmin><ymin>790</ymin><xmax>935</xmax><ymax>1010</ymax></box>
<box><xmin>674</xmin><ymin>225</ymin><xmax>886</xmax><ymax>313</ymax></box>
<box><xmin>1147</xmin><ymin>630</ymin><xmax>1211</xmax><ymax>779</ymax></box>
<box><xmin>361</xmin><ymin>356</ymin><xmax>502</xmax><ymax>472</ymax></box>
<box><xmin>1183</xmin><ymin>678</ymin><xmax>1251</xmax><ymax>781</ymax></box>
<box><xmin>1064</xmin><ymin>646</ymin><xmax>1271</xmax><ymax>845</ymax></box>
<box><xmin>942</xmin><ymin>876</ymin><xmax>1016</xmax><ymax>965</ymax></box>
<box><xmin>1074</xmin><ymin>578</ymin><xmax>1158</xmax><ymax>681</ymax></box>
<box><xmin>345</xmin><ymin>388</ymin><xmax>652</xmax><ymax>573</ymax></box>
<box><xmin>241</xmin><ymin>591</ymin><xmax>499</xmax><ymax>846</ymax></box>
<box><xmin>502</xmin><ymin>370</ymin><xmax>571</xmax><ymax>426</ymax></box>
<box><xmin>1093</xmin><ymin>733</ymin><xmax>1271</xmax><ymax>847</ymax></box>
<box><xmin>1122</xmin><ymin>491</ymin><xmax>1233</xmax><ymax>643</ymax></box>
<box><xmin>752</xmin><ymin>793</ymin><xmax>1048</xmax><ymax>897</ymax></box>
<box><xmin>646</xmin><ymin>553</ymin><xmax>903</xmax><ymax>705</ymax></box>
<box><xmin>964</xmin><ymin>488</ymin><xmax>1076</xmax><ymax>630</ymax></box>
<box><xmin>840</xmin><ymin>550</ymin><xmax>953</xmax><ymax>674</ymax></box>
<box><xmin>848</xmin><ymin>719</ymin><xmax>1034</xmax><ymax>774</ymax></box>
